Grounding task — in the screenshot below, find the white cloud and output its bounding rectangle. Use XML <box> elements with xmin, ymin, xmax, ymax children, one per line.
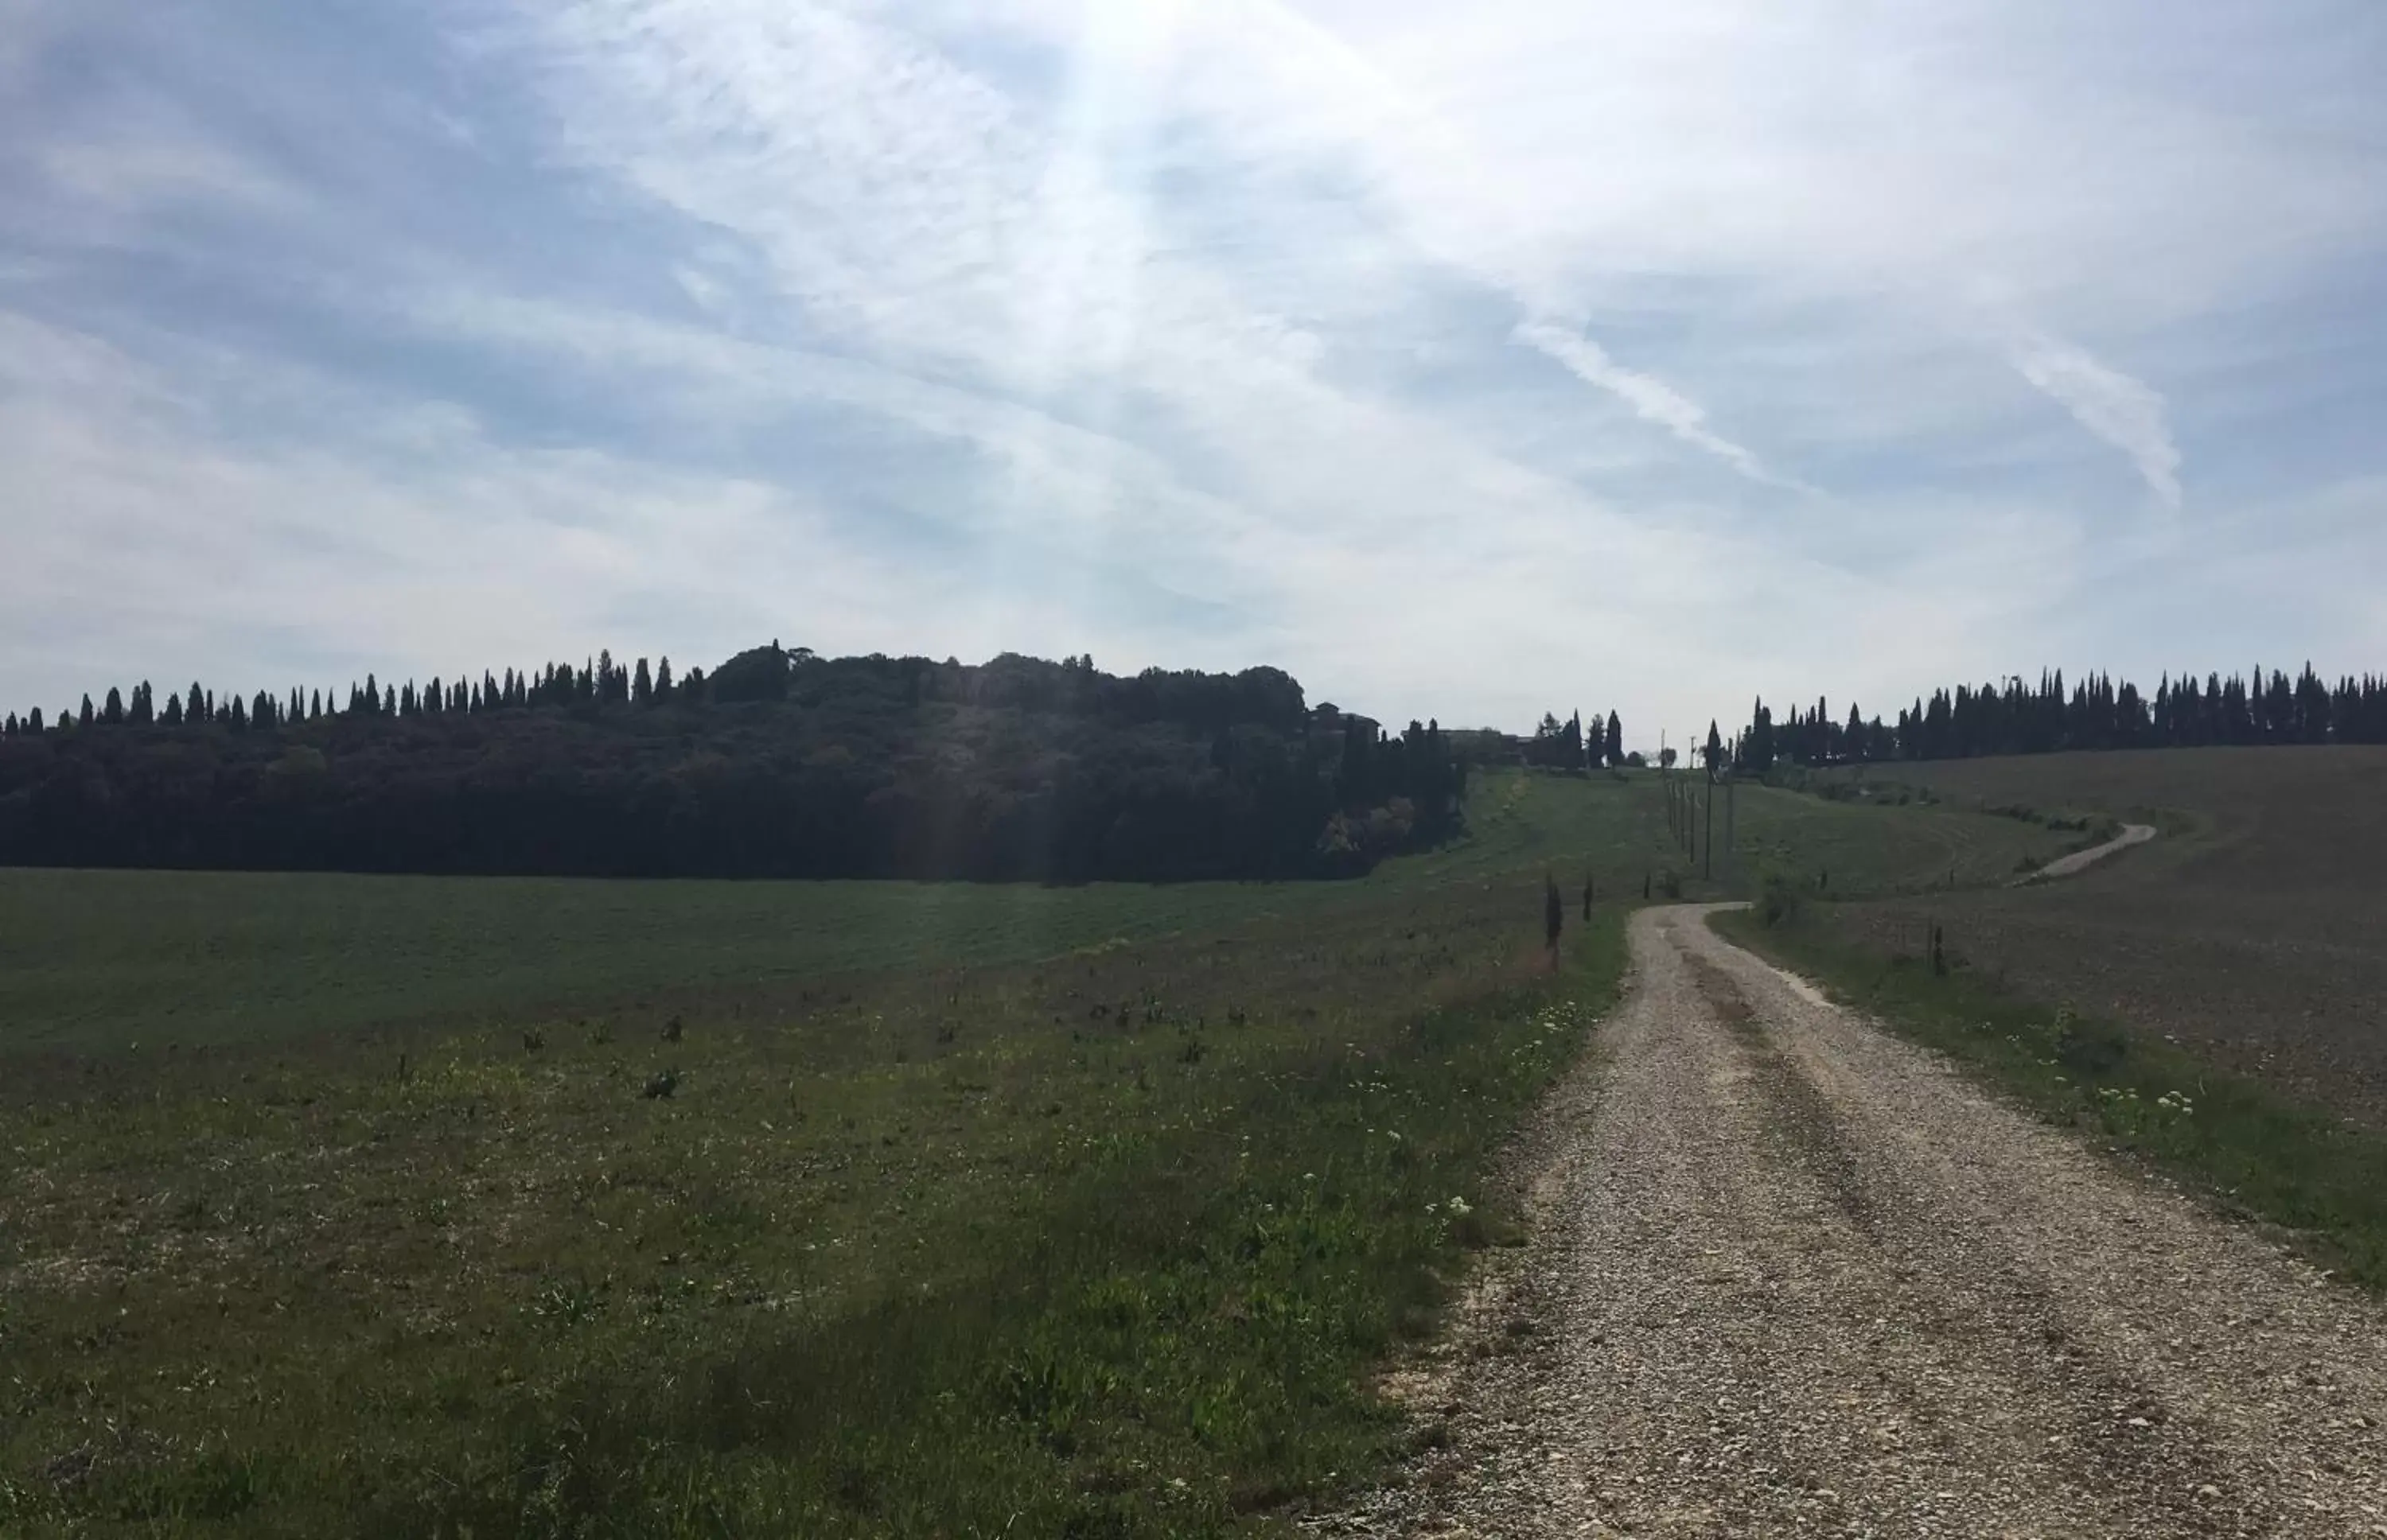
<box><xmin>2003</xmin><ymin>330</ymin><xmax>2183</xmax><ymax>508</ymax></box>
<box><xmin>2</xmin><ymin>0</ymin><xmax>2385</xmax><ymax>733</ymax></box>
<box><xmin>0</xmin><ymin>313</ymin><xmax>926</xmax><ymax>699</ymax></box>
<box><xmin>1512</xmin><ymin>319</ymin><xmax>1778</xmax><ymax>484</ymax></box>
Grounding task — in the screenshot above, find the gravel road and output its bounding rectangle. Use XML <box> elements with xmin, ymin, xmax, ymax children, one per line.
<box><xmin>1332</xmin><ymin>905</ymin><xmax>2387</xmax><ymax>1538</ymax></box>
<box><xmin>2018</xmin><ymin>822</ymin><xmax>2159</xmax><ymax>885</ymax></box>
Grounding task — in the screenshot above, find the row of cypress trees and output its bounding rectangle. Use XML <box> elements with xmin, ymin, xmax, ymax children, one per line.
<box><xmin>1739</xmin><ymin>664</ymin><xmax>2387</xmax><ymax>769</ymax></box>
<box><xmin>0</xmin><ymin>650</ymin><xmax>708</xmax><ymax>738</ymax></box>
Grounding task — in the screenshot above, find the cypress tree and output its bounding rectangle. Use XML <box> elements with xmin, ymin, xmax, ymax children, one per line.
<box><xmin>80</xmin><ymin>694</ymin><xmax>95</xmax><ymax>729</ymax></box>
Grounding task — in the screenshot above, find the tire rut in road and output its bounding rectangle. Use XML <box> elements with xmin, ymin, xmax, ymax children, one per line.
<box><xmin>1687</xmin><ymin>947</ymin><xmax>2251</xmax><ymax>1535</ymax></box>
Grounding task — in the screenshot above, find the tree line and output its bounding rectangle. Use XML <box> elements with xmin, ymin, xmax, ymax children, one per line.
<box><xmin>0</xmin><ymin>646</ymin><xmax>1467</xmax><ymax>882</ymax></box>
<box><xmin>1523</xmin><ymin>709</ymin><xmax>1626</xmax><ymax>769</ymax></box>
<box><xmin>1734</xmin><ymin>664</ymin><xmax>2387</xmax><ymax>770</ymax></box>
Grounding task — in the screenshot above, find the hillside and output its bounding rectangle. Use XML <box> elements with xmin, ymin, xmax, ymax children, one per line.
<box><xmin>0</xmin><ymin>647</ymin><xmax>1463</xmax><ymax>883</ymax></box>
<box><xmin>0</xmin><ymin>768</ymin><xmax>2077</xmax><ymax>1055</ymax></box>
<box><xmin>1810</xmin><ymin>747</ymin><xmax>2387</xmax><ymax>1126</ymax></box>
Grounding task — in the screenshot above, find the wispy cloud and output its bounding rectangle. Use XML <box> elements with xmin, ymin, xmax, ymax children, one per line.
<box><xmin>2003</xmin><ymin>330</ymin><xmax>2183</xmax><ymax>508</ymax></box>
<box><xmin>1513</xmin><ymin>318</ymin><xmax>1779</xmax><ymax>485</ymax></box>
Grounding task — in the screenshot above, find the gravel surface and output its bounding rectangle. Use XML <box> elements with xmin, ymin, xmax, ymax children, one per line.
<box><xmin>1329</xmin><ymin>904</ymin><xmax>2387</xmax><ymax>1538</ymax></box>
<box><xmin>2017</xmin><ymin>823</ymin><xmax>2159</xmax><ymax>885</ymax></box>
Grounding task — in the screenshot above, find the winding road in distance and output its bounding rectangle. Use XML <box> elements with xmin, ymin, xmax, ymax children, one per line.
<box><xmin>2017</xmin><ymin>821</ymin><xmax>2159</xmax><ymax>885</ymax></box>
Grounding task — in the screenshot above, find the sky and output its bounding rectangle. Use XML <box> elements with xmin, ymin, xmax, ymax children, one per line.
<box><xmin>4</xmin><ymin>0</ymin><xmax>2385</xmax><ymax>744</ymax></box>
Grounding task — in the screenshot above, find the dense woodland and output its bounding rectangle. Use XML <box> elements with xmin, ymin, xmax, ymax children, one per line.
<box><xmin>1737</xmin><ymin>665</ymin><xmax>2387</xmax><ymax>769</ymax></box>
<box><xmin>0</xmin><ymin>647</ymin><xmax>1466</xmax><ymax>881</ymax></box>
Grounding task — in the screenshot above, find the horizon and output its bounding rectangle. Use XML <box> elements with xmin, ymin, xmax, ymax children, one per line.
<box><xmin>13</xmin><ymin>639</ymin><xmax>2377</xmax><ymax>759</ymax></box>
<box><xmin>6</xmin><ymin>1</ymin><xmax>2384</xmax><ymax>732</ymax></box>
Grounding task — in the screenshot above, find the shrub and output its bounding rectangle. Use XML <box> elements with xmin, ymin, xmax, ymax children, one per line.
<box><xmin>1757</xmin><ymin>870</ymin><xmax>1802</xmax><ymax>928</ymax></box>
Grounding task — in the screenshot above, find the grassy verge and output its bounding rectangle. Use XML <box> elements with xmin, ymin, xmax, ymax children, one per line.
<box><xmin>1711</xmin><ymin>906</ymin><xmax>2387</xmax><ymax>1292</ymax></box>
<box><xmin>1</xmin><ymin>883</ymin><xmax>1627</xmax><ymax>1537</ymax></box>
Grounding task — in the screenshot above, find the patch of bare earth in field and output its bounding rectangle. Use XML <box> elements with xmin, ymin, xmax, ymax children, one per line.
<box><xmin>1326</xmin><ymin>905</ymin><xmax>2387</xmax><ymax>1538</ymax></box>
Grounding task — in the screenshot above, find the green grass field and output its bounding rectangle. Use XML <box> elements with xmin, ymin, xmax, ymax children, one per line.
<box><xmin>0</xmin><ymin>771</ymin><xmax>2079</xmax><ymax>1536</ymax></box>
<box><xmin>0</xmin><ymin>770</ymin><xmax>2074</xmax><ymax>1056</ymax></box>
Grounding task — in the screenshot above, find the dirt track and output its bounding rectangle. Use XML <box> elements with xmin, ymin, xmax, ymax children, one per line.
<box><xmin>1334</xmin><ymin>906</ymin><xmax>2387</xmax><ymax>1538</ymax></box>
<box><xmin>2018</xmin><ymin>822</ymin><xmax>2158</xmax><ymax>885</ymax></box>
